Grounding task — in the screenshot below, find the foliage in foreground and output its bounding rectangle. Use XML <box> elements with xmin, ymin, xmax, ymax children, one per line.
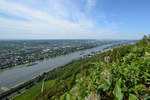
<box><xmin>59</xmin><ymin>36</ymin><xmax>150</xmax><ymax>100</ymax></box>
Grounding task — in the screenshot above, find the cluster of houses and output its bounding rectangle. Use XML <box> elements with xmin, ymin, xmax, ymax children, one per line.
<box><xmin>0</xmin><ymin>40</ymin><xmax>102</xmax><ymax>69</ymax></box>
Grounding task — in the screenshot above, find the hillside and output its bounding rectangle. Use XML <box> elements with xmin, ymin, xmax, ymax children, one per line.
<box><xmin>14</xmin><ymin>36</ymin><xmax>150</xmax><ymax>100</ymax></box>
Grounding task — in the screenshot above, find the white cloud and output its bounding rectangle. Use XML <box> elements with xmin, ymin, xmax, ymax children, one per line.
<box><xmin>87</xmin><ymin>0</ymin><xmax>96</xmax><ymax>8</ymax></box>
<box><xmin>0</xmin><ymin>0</ymin><xmax>121</xmax><ymax>39</ymax></box>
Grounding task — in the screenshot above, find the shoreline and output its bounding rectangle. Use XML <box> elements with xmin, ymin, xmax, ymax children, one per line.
<box><xmin>0</xmin><ymin>44</ymin><xmax>104</xmax><ymax>72</ymax></box>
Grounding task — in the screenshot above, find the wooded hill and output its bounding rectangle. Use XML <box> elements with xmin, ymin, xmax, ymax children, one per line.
<box><xmin>14</xmin><ymin>36</ymin><xmax>150</xmax><ymax>100</ymax></box>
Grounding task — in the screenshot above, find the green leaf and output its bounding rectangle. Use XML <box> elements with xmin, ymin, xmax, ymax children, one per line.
<box><xmin>98</xmin><ymin>78</ymin><xmax>111</xmax><ymax>91</ymax></box>
<box><xmin>129</xmin><ymin>94</ymin><xmax>138</xmax><ymax>100</ymax></box>
<box><xmin>144</xmin><ymin>96</ymin><xmax>150</xmax><ymax>100</ymax></box>
<box><xmin>98</xmin><ymin>84</ymin><xmax>109</xmax><ymax>91</ymax></box>
<box><xmin>113</xmin><ymin>79</ymin><xmax>123</xmax><ymax>100</ymax></box>
<box><xmin>60</xmin><ymin>93</ymin><xmax>72</xmax><ymax>100</ymax></box>
<box><xmin>104</xmin><ymin>78</ymin><xmax>111</xmax><ymax>86</ymax></box>
<box><xmin>129</xmin><ymin>84</ymin><xmax>147</xmax><ymax>95</ymax></box>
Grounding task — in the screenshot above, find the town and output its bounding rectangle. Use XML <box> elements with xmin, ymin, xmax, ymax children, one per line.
<box><xmin>0</xmin><ymin>40</ymin><xmax>116</xmax><ymax>69</ymax></box>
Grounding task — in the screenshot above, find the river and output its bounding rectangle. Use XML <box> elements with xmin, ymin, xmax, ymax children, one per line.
<box><xmin>0</xmin><ymin>41</ymin><xmax>129</xmax><ymax>94</ymax></box>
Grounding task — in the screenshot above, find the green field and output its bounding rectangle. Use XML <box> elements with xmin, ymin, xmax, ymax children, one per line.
<box><xmin>13</xmin><ymin>80</ymin><xmax>56</xmax><ymax>100</ymax></box>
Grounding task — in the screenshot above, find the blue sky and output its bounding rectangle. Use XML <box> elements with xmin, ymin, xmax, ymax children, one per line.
<box><xmin>0</xmin><ymin>0</ymin><xmax>149</xmax><ymax>39</ymax></box>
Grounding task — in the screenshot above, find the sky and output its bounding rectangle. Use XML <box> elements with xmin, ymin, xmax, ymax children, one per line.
<box><xmin>0</xmin><ymin>0</ymin><xmax>150</xmax><ymax>39</ymax></box>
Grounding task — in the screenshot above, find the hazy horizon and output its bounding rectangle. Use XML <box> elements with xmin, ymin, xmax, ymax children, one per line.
<box><xmin>0</xmin><ymin>38</ymin><xmax>140</xmax><ymax>40</ymax></box>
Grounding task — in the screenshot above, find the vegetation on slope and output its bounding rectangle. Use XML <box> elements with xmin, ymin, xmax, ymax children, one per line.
<box><xmin>14</xmin><ymin>36</ymin><xmax>150</xmax><ymax>100</ymax></box>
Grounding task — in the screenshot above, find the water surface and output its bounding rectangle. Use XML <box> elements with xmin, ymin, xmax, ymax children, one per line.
<box><xmin>0</xmin><ymin>42</ymin><xmax>125</xmax><ymax>93</ymax></box>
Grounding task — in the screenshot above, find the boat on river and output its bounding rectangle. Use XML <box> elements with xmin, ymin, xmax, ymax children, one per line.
<box><xmin>26</xmin><ymin>62</ymin><xmax>38</xmax><ymax>67</ymax></box>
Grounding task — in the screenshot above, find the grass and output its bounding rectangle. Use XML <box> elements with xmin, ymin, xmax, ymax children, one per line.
<box><xmin>12</xmin><ymin>80</ymin><xmax>55</xmax><ymax>100</ymax></box>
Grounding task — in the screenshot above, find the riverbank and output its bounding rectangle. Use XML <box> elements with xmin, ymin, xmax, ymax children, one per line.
<box><xmin>0</xmin><ymin>42</ymin><xmax>107</xmax><ymax>70</ymax></box>
<box><xmin>0</xmin><ymin>43</ymin><xmax>110</xmax><ymax>73</ymax></box>
<box><xmin>0</xmin><ymin>54</ymin><xmax>91</xmax><ymax>100</ymax></box>
<box><xmin>0</xmin><ymin>41</ymin><xmax>134</xmax><ymax>99</ymax></box>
